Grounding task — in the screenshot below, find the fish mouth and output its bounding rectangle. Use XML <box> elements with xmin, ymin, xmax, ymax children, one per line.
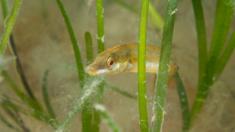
<box><xmin>85</xmin><ymin>65</ymin><xmax>97</xmax><ymax>76</ymax></box>
<box><xmin>85</xmin><ymin>65</ymin><xmax>109</xmax><ymax>76</ymax></box>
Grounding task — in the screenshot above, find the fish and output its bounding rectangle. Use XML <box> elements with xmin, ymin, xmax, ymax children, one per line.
<box><xmin>85</xmin><ymin>43</ymin><xmax>177</xmax><ymax>76</ymax></box>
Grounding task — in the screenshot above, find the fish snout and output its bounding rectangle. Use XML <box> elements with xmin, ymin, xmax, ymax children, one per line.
<box><xmin>85</xmin><ymin>65</ymin><xmax>98</xmax><ymax>76</ymax></box>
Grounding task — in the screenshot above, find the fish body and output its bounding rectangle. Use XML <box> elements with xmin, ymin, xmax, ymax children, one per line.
<box><xmin>86</xmin><ymin>43</ymin><xmax>177</xmax><ymax>76</ymax></box>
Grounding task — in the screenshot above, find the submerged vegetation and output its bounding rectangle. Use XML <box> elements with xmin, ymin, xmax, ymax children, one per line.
<box><xmin>190</xmin><ymin>0</ymin><xmax>235</xmax><ymax>127</ymax></box>
<box><xmin>152</xmin><ymin>0</ymin><xmax>178</xmax><ymax>131</ymax></box>
<box><xmin>0</xmin><ymin>0</ymin><xmax>235</xmax><ymax>132</ymax></box>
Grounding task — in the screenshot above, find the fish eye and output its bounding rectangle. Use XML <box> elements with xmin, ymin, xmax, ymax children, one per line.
<box><xmin>106</xmin><ymin>56</ymin><xmax>114</xmax><ymax>68</ymax></box>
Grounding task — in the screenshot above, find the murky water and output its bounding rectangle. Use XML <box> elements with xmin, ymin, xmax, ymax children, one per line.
<box><xmin>0</xmin><ymin>0</ymin><xmax>235</xmax><ymax>132</ymax></box>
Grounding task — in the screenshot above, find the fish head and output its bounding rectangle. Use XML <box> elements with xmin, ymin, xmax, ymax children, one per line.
<box><xmin>86</xmin><ymin>45</ymin><xmax>132</xmax><ymax>76</ymax></box>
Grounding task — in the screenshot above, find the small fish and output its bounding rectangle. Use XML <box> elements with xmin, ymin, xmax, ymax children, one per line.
<box><xmin>86</xmin><ymin>43</ymin><xmax>177</xmax><ymax>76</ymax></box>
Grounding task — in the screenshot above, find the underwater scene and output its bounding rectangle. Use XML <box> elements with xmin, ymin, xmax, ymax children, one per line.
<box><xmin>0</xmin><ymin>0</ymin><xmax>235</xmax><ymax>132</ymax></box>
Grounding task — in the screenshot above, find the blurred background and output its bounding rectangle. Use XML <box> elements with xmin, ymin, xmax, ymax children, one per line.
<box><xmin>0</xmin><ymin>0</ymin><xmax>235</xmax><ymax>131</ymax></box>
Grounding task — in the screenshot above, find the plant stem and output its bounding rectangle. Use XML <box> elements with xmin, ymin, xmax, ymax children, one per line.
<box><xmin>205</xmin><ymin>0</ymin><xmax>234</xmax><ymax>80</ymax></box>
<box><xmin>55</xmin><ymin>78</ymin><xmax>104</xmax><ymax>132</ymax></box>
<box><xmin>149</xmin><ymin>2</ymin><xmax>164</xmax><ymax>31</ymax></box>
<box><xmin>1</xmin><ymin>71</ymin><xmax>54</xmax><ymax>126</ymax></box>
<box><xmin>42</xmin><ymin>70</ymin><xmax>56</xmax><ymax>119</ymax></box>
<box><xmin>215</xmin><ymin>32</ymin><xmax>235</xmax><ymax>78</ymax></box>
<box><xmin>94</xmin><ymin>104</ymin><xmax>121</xmax><ymax>132</ymax></box>
<box><xmin>190</xmin><ymin>71</ymin><xmax>212</xmax><ymax>122</ymax></box>
<box><xmin>209</xmin><ymin>0</ymin><xmax>234</xmax><ymax>59</ymax></box>
<box><xmin>191</xmin><ymin>0</ymin><xmax>234</xmax><ymax>122</ymax></box>
<box><xmin>1</xmin><ymin>0</ymin><xmax>8</xmax><ymax>18</ymax></box>
<box><xmin>152</xmin><ymin>0</ymin><xmax>178</xmax><ymax>131</ymax></box>
<box><xmin>114</xmin><ymin>0</ymin><xmax>137</xmax><ymax>13</ymax></box>
<box><xmin>0</xmin><ymin>0</ymin><xmax>22</xmax><ymax>54</ymax></box>
<box><xmin>10</xmin><ymin>36</ymin><xmax>37</xmax><ymax>101</ymax></box>
<box><xmin>55</xmin><ymin>0</ymin><xmax>85</xmax><ymax>87</ymax></box>
<box><xmin>175</xmin><ymin>72</ymin><xmax>190</xmax><ymax>131</ymax></box>
<box><xmin>1</xmin><ymin>98</ymin><xmax>30</xmax><ymax>132</ymax></box>
<box><xmin>85</xmin><ymin>32</ymin><xmax>94</xmax><ymax>64</ymax></box>
<box><xmin>1</xmin><ymin>71</ymin><xmax>41</xmax><ymax>111</ymax></box>
<box><xmin>191</xmin><ymin>0</ymin><xmax>207</xmax><ymax>83</ymax></box>
<box><xmin>113</xmin><ymin>0</ymin><xmax>164</xmax><ymax>32</ymax></box>
<box><xmin>1</xmin><ymin>0</ymin><xmax>37</xmax><ymax>101</ymax></box>
<box><xmin>82</xmin><ymin>106</ymin><xmax>99</xmax><ymax>132</ymax></box>
<box><xmin>0</xmin><ymin>112</ymin><xmax>19</xmax><ymax>131</ymax></box>
<box><xmin>105</xmin><ymin>83</ymin><xmax>137</xmax><ymax>99</ymax></box>
<box><xmin>137</xmin><ymin>0</ymin><xmax>149</xmax><ymax>131</ymax></box>
<box><xmin>96</xmin><ymin>0</ymin><xmax>105</xmax><ymax>53</ymax></box>
<box><xmin>83</xmin><ymin>31</ymin><xmax>100</xmax><ymax>132</ymax></box>
<box><xmin>83</xmin><ymin>1</ymin><xmax>107</xmax><ymax>131</ymax></box>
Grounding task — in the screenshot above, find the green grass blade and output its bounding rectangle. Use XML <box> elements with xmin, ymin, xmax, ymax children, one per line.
<box><xmin>10</xmin><ymin>35</ymin><xmax>38</xmax><ymax>101</ymax></box>
<box><xmin>96</xmin><ymin>0</ymin><xmax>105</xmax><ymax>53</ymax></box>
<box><xmin>0</xmin><ymin>111</ymin><xmax>19</xmax><ymax>131</ymax></box>
<box><xmin>1</xmin><ymin>71</ymin><xmax>42</xmax><ymax>111</ymax></box>
<box><xmin>84</xmin><ymin>32</ymin><xmax>94</xmax><ymax>64</ymax></box>
<box><xmin>208</xmin><ymin>0</ymin><xmax>234</xmax><ymax>76</ymax></box>
<box><xmin>0</xmin><ymin>0</ymin><xmax>22</xmax><ymax>54</ymax></box>
<box><xmin>113</xmin><ymin>0</ymin><xmax>164</xmax><ymax>32</ymax></box>
<box><xmin>113</xmin><ymin>0</ymin><xmax>137</xmax><ymax>13</ymax></box>
<box><xmin>0</xmin><ymin>71</ymin><xmax>51</xmax><ymax>123</ymax></box>
<box><xmin>42</xmin><ymin>70</ymin><xmax>56</xmax><ymax>119</ymax></box>
<box><xmin>1</xmin><ymin>95</ymin><xmax>56</xmax><ymax>128</ymax></box>
<box><xmin>1</xmin><ymin>97</ymin><xmax>30</xmax><ymax>132</ymax></box>
<box><xmin>149</xmin><ymin>2</ymin><xmax>164</xmax><ymax>31</ymax></box>
<box><xmin>1</xmin><ymin>102</ymin><xmax>21</xmax><ymax>129</ymax></box>
<box><xmin>94</xmin><ymin>104</ymin><xmax>121</xmax><ymax>132</ymax></box>
<box><xmin>0</xmin><ymin>95</ymin><xmax>30</xmax><ymax>116</ymax></box>
<box><xmin>138</xmin><ymin>0</ymin><xmax>150</xmax><ymax>131</ymax></box>
<box><xmin>87</xmin><ymin>0</ymin><xmax>107</xmax><ymax>131</ymax></box>
<box><xmin>81</xmin><ymin>105</ymin><xmax>100</xmax><ymax>132</ymax></box>
<box><xmin>1</xmin><ymin>0</ymin><xmax>8</xmax><ymax>18</ymax></box>
<box><xmin>175</xmin><ymin>72</ymin><xmax>190</xmax><ymax>131</ymax></box>
<box><xmin>92</xmin><ymin>109</ymin><xmax>101</xmax><ymax>131</ymax></box>
<box><xmin>191</xmin><ymin>0</ymin><xmax>234</xmax><ymax>122</ymax></box>
<box><xmin>105</xmin><ymin>83</ymin><xmax>137</xmax><ymax>100</ymax></box>
<box><xmin>1</xmin><ymin>0</ymin><xmax>38</xmax><ymax>105</ymax></box>
<box><xmin>190</xmin><ymin>72</ymin><xmax>212</xmax><ymax>122</ymax></box>
<box><xmin>83</xmin><ymin>31</ymin><xmax>101</xmax><ymax>132</ymax></box>
<box><xmin>83</xmin><ymin>31</ymin><xmax>95</xmax><ymax>132</ymax></box>
<box><xmin>82</xmin><ymin>84</ymin><xmax>103</xmax><ymax>132</ymax></box>
<box><xmin>215</xmin><ymin>32</ymin><xmax>235</xmax><ymax>78</ymax></box>
<box><xmin>55</xmin><ymin>0</ymin><xmax>85</xmax><ymax>87</ymax></box>
<box><xmin>191</xmin><ymin>0</ymin><xmax>208</xmax><ymax>82</ymax></box>
<box><xmin>55</xmin><ymin>78</ymin><xmax>104</xmax><ymax>132</ymax></box>
<box><xmin>152</xmin><ymin>0</ymin><xmax>178</xmax><ymax>131</ymax></box>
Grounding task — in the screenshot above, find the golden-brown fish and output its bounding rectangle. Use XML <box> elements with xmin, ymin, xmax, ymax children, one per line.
<box><xmin>86</xmin><ymin>43</ymin><xmax>177</xmax><ymax>76</ymax></box>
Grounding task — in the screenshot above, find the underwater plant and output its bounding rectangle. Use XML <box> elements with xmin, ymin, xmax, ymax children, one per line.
<box><xmin>190</xmin><ymin>0</ymin><xmax>235</xmax><ymax>128</ymax></box>
<box><xmin>0</xmin><ymin>0</ymin><xmax>59</xmax><ymax>131</ymax></box>
<box><xmin>0</xmin><ymin>0</ymin><xmax>234</xmax><ymax>132</ymax></box>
